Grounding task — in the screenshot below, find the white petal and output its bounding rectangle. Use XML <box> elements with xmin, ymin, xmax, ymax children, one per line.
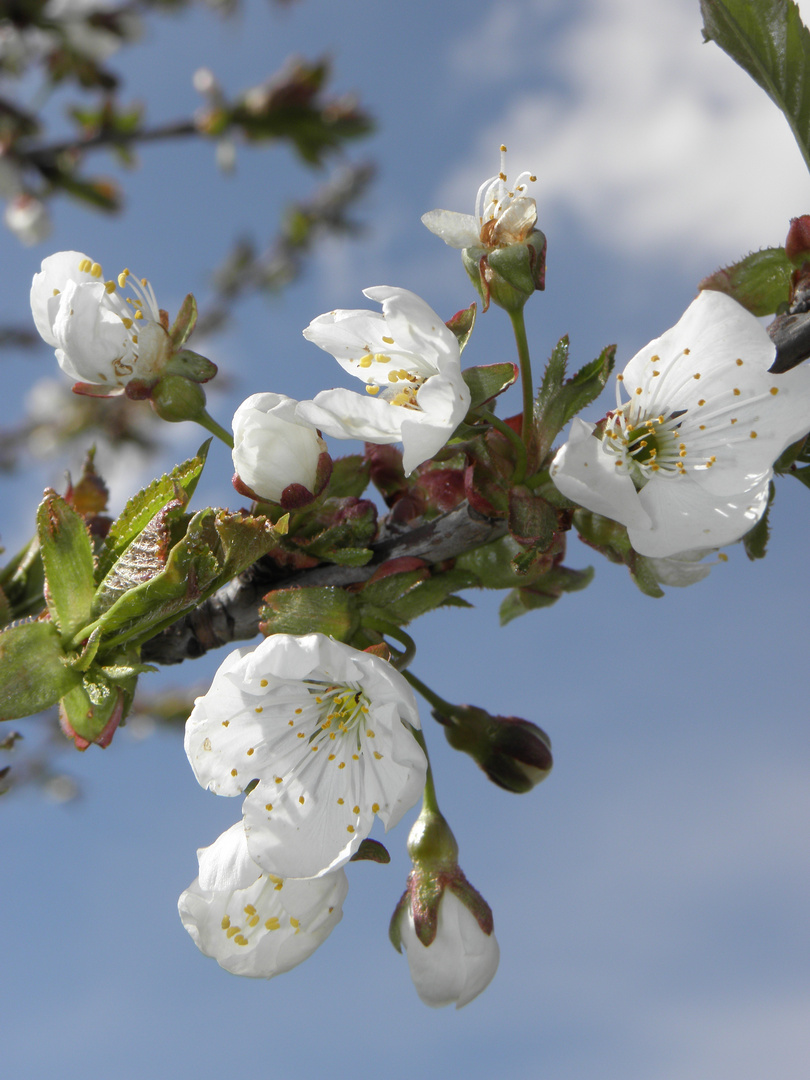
<box><xmin>631</xmin><ymin>473</ymin><xmax>771</xmax><ymax>557</ymax></box>
<box><xmin>420</xmin><ymin>209</ymin><xmax>481</xmax><ymax>249</ymax></box>
<box><xmin>179</xmin><ymin>822</ymin><xmax>348</xmax><ymax>979</ymax></box>
<box><xmin>296</xmin><ymin>388</ymin><xmax>404</xmax><ymax>444</ymax></box>
<box><xmin>29</xmin><ymin>249</ymin><xmax>93</xmax><ymax>347</ymax></box>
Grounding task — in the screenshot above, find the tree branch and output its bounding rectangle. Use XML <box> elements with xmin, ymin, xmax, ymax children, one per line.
<box><xmin>141</xmin><ymin>502</ymin><xmax>507</xmax><ymax>666</ymax></box>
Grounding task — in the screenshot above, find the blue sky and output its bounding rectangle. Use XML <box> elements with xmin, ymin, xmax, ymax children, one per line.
<box><xmin>2</xmin><ymin>2</ymin><xmax>810</xmax><ymax>1078</ymax></box>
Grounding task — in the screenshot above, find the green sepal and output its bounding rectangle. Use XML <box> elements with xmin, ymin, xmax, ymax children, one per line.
<box><xmin>67</xmin><ymin>626</ymin><xmax>102</xmax><ymax>672</ymax></box>
<box><xmin>388</xmin><ymin>891</ymin><xmax>408</xmax><ymax>953</ymax></box>
<box><xmin>699</xmin><ymin>250</ymin><xmax>793</xmax><ymax>316</ymax></box>
<box><xmin>350</xmin><ymin>839</ymin><xmax>391</xmax><ymax>864</ymax></box>
<box><xmin>36</xmin><ymin>491</ymin><xmax>96</xmax><ymax>641</ymax></box>
<box><xmin>463</xmin><ymin>363</ymin><xmax>519</xmax><ymax>411</ymax></box>
<box><xmin>499</xmin><ymin>565</ymin><xmax>595</xmax><ymax>624</ymax></box>
<box><xmin>534</xmin><ymin>340</ymin><xmax>615</xmax><ymax>463</ymax></box>
<box><xmin>700</xmin><ymin>0</ymin><xmax>810</xmax><ymax>174</ymax></box>
<box><xmin>259</xmin><ymin>586</ymin><xmax>359</xmax><ymax>642</ymax></box>
<box><xmin>0</xmin><ymin>620</ymin><xmax>82</xmax><ymax>720</ymax></box>
<box><xmin>627</xmin><ymin>554</ymin><xmax>666</xmax><ymax>599</ymax></box>
<box><xmin>327</xmin><ymin>455</ymin><xmax>372</xmax><ymax>499</ymax></box>
<box><xmin>163</xmin><ymin>349</ymin><xmax>218</xmax><ymax>385</ymax></box>
<box><xmin>786</xmin><ymin>462</ymin><xmax>810</xmax><ymax>487</ymax></box>
<box><xmin>169</xmin><ymin>293</ymin><xmax>198</xmax><ymax>349</ymax></box>
<box><xmin>96</xmin><ymin>442</ymin><xmax>210</xmax><ymax>580</ymax></box>
<box><xmin>743</xmin><ymin>481</ymin><xmax>775</xmax><ymax>559</ymax></box>
<box><xmin>445</xmin><ymin>303</ymin><xmax>477</xmax><ymax>354</ymax></box>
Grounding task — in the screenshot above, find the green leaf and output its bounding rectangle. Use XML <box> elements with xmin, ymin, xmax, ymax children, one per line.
<box><xmin>743</xmin><ymin>480</ymin><xmax>775</xmax><ymax>559</ymax></box>
<box><xmin>328</xmin><ymin>455</ymin><xmax>372</xmax><ymax>499</ymax></box>
<box><xmin>534</xmin><ymin>340</ymin><xmax>615</xmax><ymax>462</ymax></box>
<box><xmin>499</xmin><ymin>565</ymin><xmax>595</xmax><ymax>624</ymax></box>
<box><xmin>699</xmin><ymin>249</ymin><xmax>793</xmax><ymax>315</ymax></box>
<box><xmin>700</xmin><ymin>0</ymin><xmax>810</xmax><ymax>173</ymax></box>
<box><xmin>463</xmin><ymin>363</ymin><xmax>519</xmax><ymax>410</ymax></box>
<box><xmin>36</xmin><ymin>491</ymin><xmax>96</xmax><ymax>641</ymax></box>
<box><xmin>0</xmin><ymin>620</ymin><xmax>81</xmax><ymax>721</ymax></box>
<box><xmin>96</xmin><ymin>442</ymin><xmax>210</xmax><ymax>579</ymax></box>
<box><xmin>259</xmin><ymin>586</ymin><xmax>359</xmax><ymax>641</ymax></box>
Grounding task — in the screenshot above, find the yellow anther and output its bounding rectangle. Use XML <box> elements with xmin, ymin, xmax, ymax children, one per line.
<box><xmin>684</xmin><ymin>347</ymin><xmax>691</xmax><ymax>355</ymax></box>
<box><xmin>358</xmin><ymin>354</ymin><xmax>374</xmax><ymax>368</ymax></box>
<box><xmin>382</xmin><ymin>336</ymin><xmax>394</xmax><ymax>345</ymax></box>
<box><xmin>698</xmin><ymin>399</ymin><xmax>705</xmax><ymax>406</ymax></box>
<box><xmin>352</xmin><ymin>754</ymin><xmax>359</xmax><ymax>761</ymax></box>
<box><xmin>268</xmin><ymin>874</ymin><xmax>282</xmax><ymax>885</ymax></box>
<box><xmin>244</xmin><ymin>904</ymin><xmax>256</xmax><ymax>916</ymax></box>
<box><xmin>90</xmin><ymin>262</ymin><xmax>103</xmax><ymax>278</ymax></box>
<box><xmin>635</xmin><ymin>387</ymin><xmax>643</xmax><ymax>395</ymax></box>
<box><xmin>134</xmin><ymin>310</ymin><xmax>144</xmax><ymax>320</ymax></box>
<box><xmin>265</xmin><ymin>803</ymin><xmax>273</xmax><ymax>811</ymax></box>
<box><xmin>221</xmin><ymin>916</ymin><xmax>231</xmax><ymax>930</ymax></box>
<box><xmin>736</xmin><ymin>358</ymin><xmax>743</xmax><ymax>366</ymax></box>
<box><xmin>78</xmin><ymin>258</ymin><xmax>92</xmax><ymax>273</ymax></box>
<box><xmin>299</xmin><ymin>795</ymin><xmax>305</xmax><ymax>805</ymax></box>
<box><xmin>718</xmin><ymin>553</ymin><xmax>728</xmax><ymax>562</ymax></box>
<box><xmin>52</xmin><ymin>288</ymin><xmax>60</xmax><ymax>296</ymax></box>
<box><xmin>388</xmin><ymin>372</ymin><xmax>399</xmax><ymax>383</ymax></box>
<box><xmin>699</xmin><ymin>424</ymin><xmax>706</xmax><ymax>430</ymax></box>
<box><xmin>105</xmin><ymin>280</ymin><xmax>116</xmax><ymax>294</ymax></box>
<box><xmin>730</xmin><ymin>418</ymin><xmax>738</xmax><ymax>424</ymax></box>
<box><xmin>338</xmin><ymin>762</ymin><xmax>346</xmax><ymax>769</ymax></box>
<box><xmin>226</xmin><ymin>926</ymin><xmax>240</xmax><ymax>939</ymax></box>
<box><xmin>366</xmin><ymin>385</ymin><xmax>381</xmax><ymax>395</ymax></box>
<box><xmin>230</xmin><ymin>768</ymin><xmax>237</xmax><ymax>777</ymax></box>
<box><xmin>297</xmin><ymin>732</ymin><xmax>305</xmax><ymax>739</ymax></box>
<box><xmin>733</xmin><ymin>388</ymin><xmax>741</xmax><ymax>396</ymax></box>
<box><xmin>287</xmin><ymin>720</ymin><xmax>294</xmax><ymax>727</ymax></box>
<box><xmin>499</xmin><ymin>172</ymin><xmax>507</xmax><ymax>181</ymax></box>
<box><xmin>337</xmin><ymin>797</ymin><xmax>344</xmax><ymax>805</ymax></box>
<box><xmin>347</xmin><ymin>825</ymin><xmax>355</xmax><ymax>833</ymax></box>
<box><xmin>770</xmin><ymin>386</ymin><xmax>779</xmax><ymax>395</ymax></box>
<box><xmin>265</xmin><ymin>917</ymin><xmax>280</xmax><ymax>931</ymax></box>
<box><xmin>234</xmin><ymin>935</ymin><xmax>249</xmax><ymax>947</ymax></box>
<box><xmin>365</xmin><ymin>730</ymin><xmax>375</xmax><ymax>738</ymax></box>
<box><xmin>352</xmin><ymin>805</ymin><xmax>360</xmax><ymax>814</ymax></box>
<box><xmin>121</xmin><ymin>316</ymin><xmax>133</xmax><ymax>329</ymax></box>
<box><xmin>260</xmin><ymin>679</ymin><xmax>268</xmax><ymax>687</ymax></box>
<box><xmin>750</xmin><ymin>431</ymin><xmax>758</xmax><ymax>438</ymax></box>
<box><xmin>222</xmin><ymin>720</ymin><xmax>230</xmax><ymax>727</ymax></box>
<box><xmin>372</xmin><ymin>802</ymin><xmax>379</xmax><ymax>813</ymax></box>
<box><xmin>247</xmin><ymin>748</ymin><xmax>254</xmax><ymax>756</ymax></box>
<box><xmin>373</xmin><ymin>751</ymin><xmax>383</xmax><ymax>760</ymax></box>
<box><xmin>290</xmin><ymin>917</ymin><xmax>300</xmax><ymax>929</ymax></box>
<box><xmin>275</xmin><ymin>776</ymin><xmax>283</xmax><ymax>784</ymax></box>
<box><xmin>248</xmin><ymin>915</ymin><xmax>260</xmax><ymax>928</ymax></box>
<box><xmin>693</xmin><ymin>373</ymin><xmax>701</xmax><ymax>380</ymax></box>
<box><xmin>652</xmin><ymin>370</ymin><xmax>660</xmax><ymax>377</ymax></box>
<box><xmin>255</xmin><ymin>706</ymin><xmax>263</xmax><ymax>713</ymax></box>
<box><xmin>294</xmin><ymin>708</ymin><xmax>302</xmax><ymax>714</ymax></box>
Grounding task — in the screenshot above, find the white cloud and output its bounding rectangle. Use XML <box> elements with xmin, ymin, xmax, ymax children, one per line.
<box><xmin>438</xmin><ymin>0</ymin><xmax>810</xmax><ymax>268</ymax></box>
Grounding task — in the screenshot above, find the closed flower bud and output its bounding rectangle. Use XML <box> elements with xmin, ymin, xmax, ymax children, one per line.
<box><xmin>232</xmin><ymin>392</ymin><xmax>331</xmax><ymax>507</ymax></box>
<box><xmin>433</xmin><ymin>703</ymin><xmax>553</xmax><ymax>794</ymax></box>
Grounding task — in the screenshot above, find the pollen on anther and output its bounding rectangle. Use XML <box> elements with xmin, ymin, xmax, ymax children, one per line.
<box><xmin>290</xmin><ymin>918</ymin><xmax>300</xmax><ymax>930</ymax></box>
<box><xmin>299</xmin><ymin>795</ymin><xmax>305</xmax><ymax>805</ymax></box>
<box><xmin>297</xmin><ymin>732</ymin><xmax>305</xmax><ymax>739</ymax></box>
<box><xmin>347</xmin><ymin>825</ymin><xmax>355</xmax><ymax>833</ymax></box>
<box><xmin>221</xmin><ymin>915</ymin><xmax>231</xmax><ymax>930</ymax></box>
<box><xmin>255</xmin><ymin>706</ymin><xmax>263</xmax><ymax>713</ymax></box>
<box><xmin>328</xmin><ymin>753</ymin><xmax>336</xmax><ymax>761</ymax></box>
<box><xmin>693</xmin><ymin>373</ymin><xmax>701</xmax><ymax>380</ymax></box>
<box><xmin>382</xmin><ymin>336</ymin><xmax>394</xmax><ymax>345</ymax></box>
<box><xmin>275</xmin><ymin>776</ymin><xmax>283</xmax><ymax>784</ymax></box>
<box><xmin>730</xmin><ymin>418</ymin><xmax>738</xmax><ymax>424</ymax></box>
<box><xmin>338</xmin><ymin>762</ymin><xmax>346</xmax><ymax>769</ymax></box>
<box><xmin>770</xmin><ymin>386</ymin><xmax>779</xmax><ymax>395</ymax></box>
<box><xmin>635</xmin><ymin>387</ymin><xmax>643</xmax><ymax>396</ymax></box>
<box><xmin>736</xmin><ymin>358</ymin><xmax>743</xmax><ymax>366</ymax></box>
<box><xmin>295</xmin><ymin>707</ymin><xmax>303</xmax><ymax>714</ymax></box>
<box><xmin>244</xmin><ymin>904</ymin><xmax>256</xmax><ymax>916</ymax></box>
<box><xmin>699</xmin><ymin>424</ymin><xmax>706</xmax><ymax>430</ymax></box>
<box><xmin>698</xmin><ymin>399</ymin><xmax>706</xmax><ymax>406</ymax></box>
<box><xmin>234</xmin><ymin>934</ymin><xmax>249</xmax><ymax>947</ymax></box>
<box><xmin>366</xmin><ymin>730</ymin><xmax>375</xmax><ymax>738</ymax></box>
<box><xmin>230</xmin><ymin>768</ymin><xmax>237</xmax><ymax>777</ymax></box>
<box><xmin>222</xmin><ymin>720</ymin><xmax>230</xmax><ymax>727</ymax></box>
<box><xmin>337</xmin><ymin>797</ymin><xmax>344</xmax><ymax>805</ymax></box>
<box><xmin>373</xmin><ymin>751</ymin><xmax>383</xmax><ymax>760</ymax></box>
<box><xmin>733</xmin><ymin>388</ymin><xmax>741</xmax><ymax>396</ymax></box>
<box><xmin>260</xmin><ymin>679</ymin><xmax>268</xmax><ymax>687</ymax></box>
<box><xmin>265</xmin><ymin>917</ymin><xmax>280</xmax><ymax>931</ymax></box>
<box><xmin>352</xmin><ymin>805</ymin><xmax>360</xmax><ymax>814</ymax></box>
<box><xmin>366</xmin><ymin>385</ymin><xmax>381</xmax><ymax>396</ymax></box>
<box><xmin>750</xmin><ymin>431</ymin><xmax>758</xmax><ymax>438</ymax></box>
<box><xmin>372</xmin><ymin>802</ymin><xmax>380</xmax><ymax>813</ymax></box>
<box><xmin>247</xmin><ymin>748</ymin><xmax>255</xmax><ymax>756</ymax></box>
<box><xmin>265</xmin><ymin>803</ymin><xmax>273</xmax><ymax>811</ymax></box>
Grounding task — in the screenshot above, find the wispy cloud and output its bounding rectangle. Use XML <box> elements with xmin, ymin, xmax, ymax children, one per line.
<box><xmin>437</xmin><ymin>0</ymin><xmax>810</xmax><ymax>268</ymax></box>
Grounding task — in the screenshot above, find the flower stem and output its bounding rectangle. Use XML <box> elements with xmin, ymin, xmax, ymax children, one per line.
<box><xmin>411</xmin><ymin>727</ymin><xmax>441</xmax><ymax>817</ymax></box>
<box><xmin>475</xmin><ymin>406</ymin><xmax>528</xmax><ymax>485</ymax></box>
<box><xmin>508</xmin><ymin>306</ymin><xmax>534</xmax><ymax>444</ymax></box>
<box><xmin>362</xmin><ymin>616</ymin><xmax>417</xmax><ymax>670</ymax></box>
<box><xmin>196</xmin><ymin>409</ymin><xmax>234</xmax><ymax>449</ymax></box>
<box><xmin>402</xmin><ymin>669</ymin><xmax>455</xmax><ymax>716</ymax></box>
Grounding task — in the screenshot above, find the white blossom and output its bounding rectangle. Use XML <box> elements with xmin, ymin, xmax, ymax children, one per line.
<box><xmin>185</xmin><ymin>633</ymin><xmax>427</xmax><ymax>880</ymax></box>
<box><xmin>178</xmin><ymin>822</ymin><xmax>348</xmax><ymax>978</ymax></box>
<box><xmin>421</xmin><ymin>144</ymin><xmax>537</xmax><ymax>251</ymax></box>
<box><xmin>232</xmin><ymin>393</ymin><xmax>327</xmax><ymax>503</ymax></box>
<box><xmin>397</xmin><ymin>890</ymin><xmax>500</xmax><ymax>1009</ymax></box>
<box><xmin>551</xmin><ymin>291</ymin><xmax>810</xmax><ymax>558</ymax></box>
<box><xmin>296</xmin><ymin>286</ymin><xmax>470</xmax><ymax>475</ymax></box>
<box><xmin>4</xmin><ymin>194</ymin><xmax>51</xmax><ymax>246</ymax></box>
<box><xmin>30</xmin><ymin>250</ymin><xmax>170</xmax><ymax>393</ymax></box>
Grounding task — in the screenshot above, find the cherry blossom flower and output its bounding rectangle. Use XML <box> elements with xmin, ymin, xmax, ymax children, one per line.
<box><xmin>231</xmin><ymin>392</ymin><xmax>331</xmax><ymax>506</ymax></box>
<box><xmin>551</xmin><ymin>291</ymin><xmax>810</xmax><ymax>558</ymax></box>
<box><xmin>30</xmin><ymin>250</ymin><xmax>170</xmax><ymax>394</ymax></box>
<box><xmin>421</xmin><ymin>144</ymin><xmax>537</xmax><ymax>252</ymax></box>
<box><xmin>178</xmin><ymin>822</ymin><xmax>348</xmax><ymax>978</ymax></box>
<box><xmin>393</xmin><ymin>886</ymin><xmax>500</xmax><ymax>1009</ymax></box>
<box><xmin>185</xmin><ymin>633</ymin><xmax>427</xmax><ymax>880</ymax></box>
<box><xmin>4</xmin><ymin>194</ymin><xmax>50</xmax><ymax>246</ymax></box>
<box><xmin>296</xmin><ymin>286</ymin><xmax>470</xmax><ymax>475</ymax></box>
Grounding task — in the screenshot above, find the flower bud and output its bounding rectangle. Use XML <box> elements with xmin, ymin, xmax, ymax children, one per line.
<box><xmin>389</xmin><ymin>803</ymin><xmax>499</xmax><ymax>1008</ymax></box>
<box><xmin>433</xmin><ymin>702</ymin><xmax>553</xmax><ymax>793</ymax></box>
<box><xmin>785</xmin><ymin>215</ymin><xmax>810</xmax><ymax>265</ymax></box>
<box><xmin>232</xmin><ymin>392</ymin><xmax>331</xmax><ymax>508</ymax></box>
<box><xmin>149</xmin><ymin>375</ymin><xmax>208</xmax><ymax>424</ymax></box>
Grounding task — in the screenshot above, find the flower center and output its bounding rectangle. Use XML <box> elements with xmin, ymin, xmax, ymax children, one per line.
<box><xmin>475</xmin><ymin>144</ymin><xmax>537</xmax><ymax>246</ymax></box>
<box><xmin>602</xmin><ymin>404</ymin><xmax>688</xmax><ymax>486</ymax></box>
<box><xmin>218</xmin><ymin>879</ymin><xmax>293</xmax><ymax>949</ymax></box>
<box><xmin>305</xmin><ymin>679</ymin><xmax>371</xmax><ymax>749</ymax></box>
<box><xmin>76</xmin><ymin>257</ymin><xmax>161</xmax><ymax>376</ymax></box>
<box><xmin>360</xmin><ymin>353</ymin><xmax>425</xmax><ymax>409</ymax></box>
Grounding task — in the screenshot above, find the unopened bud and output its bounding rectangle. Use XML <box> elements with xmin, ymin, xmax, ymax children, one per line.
<box><xmin>150</xmin><ymin>375</ymin><xmax>208</xmax><ymax>423</ymax></box>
